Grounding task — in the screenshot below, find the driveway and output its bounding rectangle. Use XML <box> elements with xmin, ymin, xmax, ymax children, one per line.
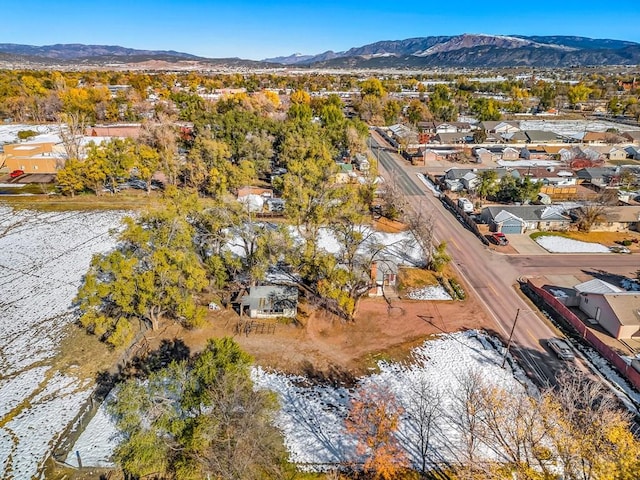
<box><xmin>507</xmin><ymin>233</ymin><xmax>549</xmax><ymax>255</ymax></box>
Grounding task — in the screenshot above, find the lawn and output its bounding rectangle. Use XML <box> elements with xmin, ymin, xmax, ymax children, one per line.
<box><xmin>530</xmin><ymin>230</ymin><xmax>640</xmax><ymax>251</ymax></box>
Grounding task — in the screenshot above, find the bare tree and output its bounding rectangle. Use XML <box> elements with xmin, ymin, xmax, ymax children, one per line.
<box><xmin>450</xmin><ymin>371</ymin><xmax>487</xmax><ymax>469</ymax></box>
<box><xmin>57</xmin><ymin>112</ymin><xmax>88</xmax><ymax>160</ymax></box>
<box><xmin>403</xmin><ymin>376</ymin><xmax>442</xmax><ymax>476</ymax></box>
<box><xmin>405</xmin><ymin>208</ymin><xmax>435</xmax><ymax>268</ymax></box>
<box><xmin>139</xmin><ymin>113</ymin><xmax>181</xmax><ymax>185</ymax></box>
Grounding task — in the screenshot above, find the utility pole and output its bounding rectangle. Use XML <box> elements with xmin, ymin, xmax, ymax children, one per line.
<box><xmin>501</xmin><ymin>308</ymin><xmax>520</xmax><ymax>368</ymax></box>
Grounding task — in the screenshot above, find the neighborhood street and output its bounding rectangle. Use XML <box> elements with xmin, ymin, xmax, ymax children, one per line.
<box><xmin>369</xmin><ymin>134</ymin><xmax>634</xmax><ymax>386</ymax></box>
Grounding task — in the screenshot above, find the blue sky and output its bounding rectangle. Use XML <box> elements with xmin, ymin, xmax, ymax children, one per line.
<box><xmin>2</xmin><ymin>0</ymin><xmax>639</xmax><ymax>60</ymax></box>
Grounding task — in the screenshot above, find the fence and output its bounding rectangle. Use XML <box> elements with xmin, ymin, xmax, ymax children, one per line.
<box><xmin>526</xmin><ymin>280</ymin><xmax>640</xmax><ymax>391</ymax></box>
<box><xmin>439</xmin><ymin>193</ymin><xmax>490</xmax><ymax>246</ymax></box>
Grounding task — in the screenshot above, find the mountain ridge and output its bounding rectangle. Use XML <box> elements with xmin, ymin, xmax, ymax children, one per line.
<box><xmin>1</xmin><ymin>34</ymin><xmax>639</xmax><ymax>69</ymax></box>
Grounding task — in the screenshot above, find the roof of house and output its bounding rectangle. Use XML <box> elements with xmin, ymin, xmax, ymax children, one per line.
<box><xmin>480</xmin><ymin>120</ymin><xmax>520</xmax><ymax>132</ymax></box>
<box><xmin>237</xmin><ymin>186</ymin><xmax>273</xmax><ymax>198</ymax></box>
<box><xmin>240</xmin><ymin>285</ymin><xmax>298</xmax><ymax>310</ymax></box>
<box><xmin>484</xmin><ymin>205</ymin><xmax>571</xmax><ymax>222</ymax></box>
<box><xmin>525</xmin><ymin>130</ymin><xmax>561</xmax><ymax>143</ymax></box>
<box><xmin>575</xmin><ymin>167</ymin><xmax>616</xmax><ymax>180</ymax></box>
<box><xmin>432</xmin><ymin>132</ymin><xmax>470</xmax><ymax>143</ymax></box>
<box><xmin>502</xmin><ymin>131</ymin><xmax>528</xmax><ymax>142</ymax></box>
<box><xmin>601</xmin><ymin>206</ymin><xmax>640</xmax><ymax>223</ymax></box>
<box><xmin>574</xmin><ymin>278</ymin><xmax>624</xmax><ymax>294</ymax></box>
<box><xmin>602</xmin><ymin>294</ymin><xmax>640</xmax><ymax>326</ymax></box>
<box><xmin>623</xmin><ymin>131</ymin><xmax>640</xmax><ymax>142</ymax></box>
<box><xmin>493</xmin><ymin>210</ymin><xmax>526</xmax><ymax>225</ymax></box>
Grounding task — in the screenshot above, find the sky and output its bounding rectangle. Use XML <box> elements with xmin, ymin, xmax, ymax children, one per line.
<box><xmin>2</xmin><ymin>0</ymin><xmax>639</xmax><ymax>60</ymax></box>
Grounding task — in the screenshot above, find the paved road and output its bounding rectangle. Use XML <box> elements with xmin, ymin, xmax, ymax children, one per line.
<box><xmin>370</xmin><ymin>134</ymin><xmax>590</xmax><ymax>386</ymax></box>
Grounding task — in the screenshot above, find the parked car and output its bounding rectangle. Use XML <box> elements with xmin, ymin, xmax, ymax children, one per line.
<box><xmin>610</xmin><ymin>246</ymin><xmax>631</xmax><ymax>254</ymax></box>
<box><xmin>547</xmin><ymin>338</ymin><xmax>575</xmax><ymax>361</ymax></box>
<box><xmin>9</xmin><ymin>169</ymin><xmax>24</xmax><ymax>178</ymax></box>
<box><xmin>490</xmin><ymin>232</ymin><xmax>509</xmax><ymax>246</ymax></box>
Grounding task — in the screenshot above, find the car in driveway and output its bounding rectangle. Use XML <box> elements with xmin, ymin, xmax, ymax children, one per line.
<box><xmin>547</xmin><ymin>337</ymin><xmax>575</xmax><ymax>361</ymax></box>
<box><xmin>9</xmin><ymin>169</ymin><xmax>24</xmax><ymax>178</ymax></box>
<box><xmin>490</xmin><ymin>232</ymin><xmax>509</xmax><ymax>246</ymax></box>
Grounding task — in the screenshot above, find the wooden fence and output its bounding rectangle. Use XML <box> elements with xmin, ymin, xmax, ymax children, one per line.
<box><xmin>439</xmin><ymin>193</ymin><xmax>490</xmax><ymax>246</ymax></box>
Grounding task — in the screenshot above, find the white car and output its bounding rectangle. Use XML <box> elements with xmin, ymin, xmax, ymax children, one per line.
<box><xmin>547</xmin><ymin>338</ymin><xmax>575</xmax><ymax>361</ymax></box>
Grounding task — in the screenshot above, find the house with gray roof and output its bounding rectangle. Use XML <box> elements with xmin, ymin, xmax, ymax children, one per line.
<box><xmin>480</xmin><ymin>205</ymin><xmax>571</xmax><ymax>234</ymax></box>
<box><xmin>575</xmin><ymin>167</ymin><xmax>617</xmax><ymax>187</ymax></box>
<box><xmin>524</xmin><ymin>130</ymin><xmax>561</xmax><ymax>144</ymax></box>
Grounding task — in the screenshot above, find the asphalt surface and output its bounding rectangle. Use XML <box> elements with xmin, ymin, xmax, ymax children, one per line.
<box><xmin>370</xmin><ymin>134</ymin><xmax>607</xmax><ymax>387</ymax></box>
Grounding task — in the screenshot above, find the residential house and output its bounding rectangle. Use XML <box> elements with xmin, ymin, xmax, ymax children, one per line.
<box><xmin>417</xmin><ymin>121</ymin><xmax>473</xmax><ymax>134</ymax></box>
<box><xmin>423</xmin><ymin>148</ymin><xmax>461</xmax><ymax>163</ymax></box>
<box><xmin>520</xmin><ymin>146</ymin><xmax>552</xmax><ymax>161</ymax></box>
<box><xmin>85</xmin><ymin>124</ymin><xmax>141</xmax><ymax>138</ymax></box>
<box><xmin>575</xmin><ymin>167</ymin><xmax>617</xmax><ymax>187</ymax></box>
<box><xmin>431</xmin><ymin>132</ymin><xmax>470</xmax><ymax>144</ymax></box>
<box><xmin>501</xmin><ymin>131</ymin><xmax>528</xmax><ymax>143</ymax></box>
<box><xmin>479</xmin><ymin>121</ymin><xmax>520</xmax><ymax>134</ymax></box>
<box><xmin>240</xmin><ymin>286</ymin><xmax>298</xmax><ymax>319</ymax></box>
<box><xmin>501</xmin><ymin>147</ymin><xmax>520</xmax><ymax>161</ymax></box>
<box><xmin>443</xmin><ymin>167</ymin><xmax>512</xmax><ymax>192</ymax></box>
<box><xmin>473</xmin><ymin>147</ymin><xmax>495</xmax><ymax>164</ymax></box>
<box><xmin>3</xmin><ymin>142</ymin><xmax>65</xmax><ymax>174</ymax></box>
<box><xmin>570</xmin><ymin>279</ymin><xmax>640</xmax><ymax>339</ymax></box>
<box><xmin>335</xmin><ymin>163</ymin><xmax>356</xmax><ymax>184</ymax></box>
<box><xmin>625</xmin><ymin>146</ymin><xmax>640</xmax><ymax>160</ymax></box>
<box><xmin>584</xmin><ymin>206</ymin><xmax>640</xmax><ymax>232</ymax></box>
<box><xmin>353</xmin><ymin>153</ymin><xmax>370</xmax><ymax>172</ymax></box>
<box><xmin>369</xmin><ymin>260</ymin><xmax>399</xmax><ymax>297</ymax></box>
<box><xmin>608</xmin><ymin>146</ymin><xmax>629</xmax><ymax>161</ymax></box>
<box><xmin>622</xmin><ymin>131</ymin><xmax>640</xmax><ymax>144</ymax></box>
<box><xmin>481</xmin><ymin>205</ymin><xmax>571</xmax><ymax>234</ymax></box>
<box><xmin>524</xmin><ymin>130</ymin><xmax>561</xmax><ymax>144</ymax></box>
<box><xmin>583</xmin><ymin>131</ymin><xmax>627</xmax><ymax>144</ymax></box>
<box><xmin>237</xmin><ymin>186</ymin><xmax>273</xmax><ymax>213</ymax></box>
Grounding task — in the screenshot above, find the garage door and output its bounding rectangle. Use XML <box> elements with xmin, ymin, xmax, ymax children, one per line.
<box><xmin>500</xmin><ymin>223</ymin><xmax>524</xmax><ymax>234</ymax></box>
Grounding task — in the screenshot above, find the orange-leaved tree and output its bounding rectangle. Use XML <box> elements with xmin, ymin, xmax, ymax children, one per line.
<box><xmin>345</xmin><ymin>385</ymin><xmax>409</xmax><ymax>479</ymax></box>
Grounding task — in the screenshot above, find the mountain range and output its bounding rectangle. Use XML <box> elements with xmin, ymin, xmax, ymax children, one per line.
<box><xmin>1</xmin><ymin>34</ymin><xmax>639</xmax><ymax>69</ymax></box>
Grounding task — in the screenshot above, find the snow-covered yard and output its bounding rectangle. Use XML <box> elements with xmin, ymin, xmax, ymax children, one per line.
<box><xmin>70</xmin><ymin>331</ymin><xmax>528</xmax><ymax>470</ymax></box>
<box><xmin>406</xmin><ymin>285</ymin><xmax>452</xmax><ymax>300</ymax></box>
<box><xmin>535</xmin><ymin>235</ymin><xmax>611</xmax><ymax>253</ymax></box>
<box><xmin>0</xmin><ymin>206</ymin><xmax>125</xmax><ymax>479</ymax></box>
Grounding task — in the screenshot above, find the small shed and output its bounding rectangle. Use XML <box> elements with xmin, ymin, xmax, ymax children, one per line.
<box><xmin>240</xmin><ymin>286</ymin><xmax>298</xmax><ymax>319</ymax></box>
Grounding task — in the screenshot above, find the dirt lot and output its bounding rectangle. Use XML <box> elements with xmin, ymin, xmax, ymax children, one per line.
<box><xmin>145</xmin><ymin>290</ymin><xmax>495</xmax><ymax>378</ymax></box>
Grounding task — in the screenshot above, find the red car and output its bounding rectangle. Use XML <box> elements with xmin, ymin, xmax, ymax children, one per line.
<box><xmin>9</xmin><ymin>169</ymin><xmax>24</xmax><ymax>178</ymax></box>
<box><xmin>491</xmin><ymin>232</ymin><xmax>509</xmax><ymax>246</ymax></box>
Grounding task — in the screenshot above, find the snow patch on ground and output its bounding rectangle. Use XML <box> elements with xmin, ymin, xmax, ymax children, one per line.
<box><xmin>406</xmin><ymin>285</ymin><xmax>452</xmax><ymax>300</ymax></box>
<box><xmin>252</xmin><ymin>330</ymin><xmax>527</xmax><ymax>470</ymax></box>
<box><xmin>416</xmin><ymin>174</ymin><xmax>442</xmax><ymax>197</ymax></box>
<box><xmin>0</xmin><ymin>206</ymin><xmax>125</xmax><ymax>479</ymax></box>
<box><xmin>64</xmin><ymin>331</ymin><xmax>528</xmax><ymax>470</ymax></box>
<box><xmin>535</xmin><ymin>235</ymin><xmax>610</xmax><ymax>253</ymax></box>
<box><xmin>65</xmin><ymin>394</ymin><xmax>121</xmax><ymax>468</ymax></box>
